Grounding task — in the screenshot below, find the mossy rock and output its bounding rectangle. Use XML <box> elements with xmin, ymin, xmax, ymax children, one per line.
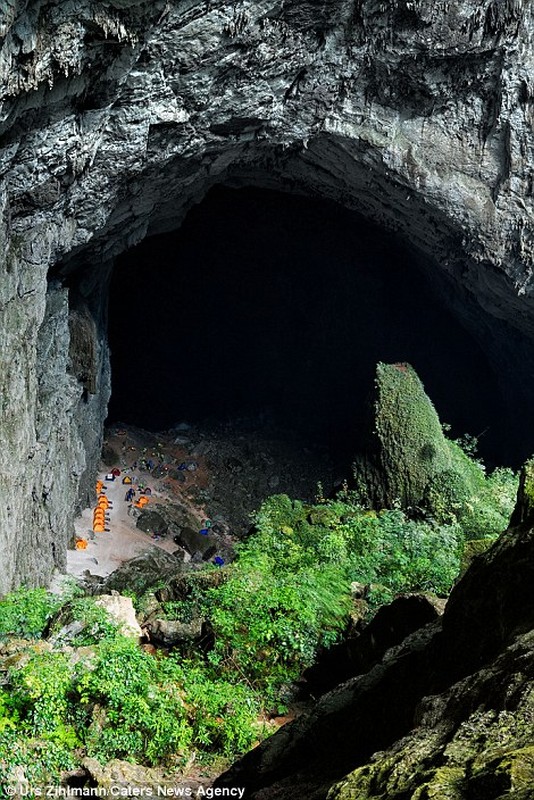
<box><xmin>352</xmin><ymin>363</ymin><xmax>454</xmax><ymax>509</ymax></box>
<box><xmin>510</xmin><ymin>458</ymin><xmax>534</xmax><ymax>527</ymax></box>
<box><xmin>470</xmin><ymin>745</ymin><xmax>534</xmax><ymax>795</ymax></box>
<box><xmin>460</xmin><ymin>537</ymin><xmax>496</xmax><ymax>574</ymax></box>
<box><xmin>352</xmin><ymin>363</ymin><xmax>484</xmax><ymax>517</ymax></box>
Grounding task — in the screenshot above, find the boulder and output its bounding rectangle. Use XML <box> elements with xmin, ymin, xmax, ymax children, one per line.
<box><xmin>94</xmin><ymin>594</ymin><xmax>142</xmax><ymax>639</ymax></box>
<box><xmin>303</xmin><ymin>593</ymin><xmax>443</xmax><ymax>697</ymax></box>
<box><xmin>136</xmin><ymin>510</ymin><xmax>168</xmax><ymax>537</ymax></box>
<box><xmin>174</xmin><ymin>526</ymin><xmax>218</xmax><ymax>560</ymax></box>
<box><xmin>99</xmin><ymin>548</ymin><xmax>184</xmax><ymax>595</ymax></box>
<box><xmin>148</xmin><ymin>616</ymin><xmax>203</xmax><ymax>646</ymax></box>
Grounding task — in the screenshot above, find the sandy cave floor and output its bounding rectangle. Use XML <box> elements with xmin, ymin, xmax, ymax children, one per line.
<box><xmin>66</xmin><ymin>472</ymin><xmax>180</xmax><ymax>579</ymax></box>
<box><xmin>63</xmin><ymin>421</ymin><xmax>337</xmax><ymax>582</ymax></box>
<box><xmin>65</xmin><ymin>426</ymin><xmax>210</xmax><ymax>580</ymax></box>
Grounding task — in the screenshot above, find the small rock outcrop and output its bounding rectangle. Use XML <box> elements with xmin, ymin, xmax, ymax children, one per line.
<box><xmin>93</xmin><ymin>594</ymin><xmax>142</xmax><ymax>639</ymax></box>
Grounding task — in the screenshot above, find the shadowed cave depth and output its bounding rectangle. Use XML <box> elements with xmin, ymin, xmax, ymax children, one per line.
<box><xmin>107</xmin><ymin>186</ymin><xmax>509</xmax><ymax>467</ymax></box>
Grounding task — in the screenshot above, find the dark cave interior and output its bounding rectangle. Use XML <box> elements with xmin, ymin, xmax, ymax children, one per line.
<box><xmin>107</xmin><ymin>186</ymin><xmax>511</xmax><ymax>468</ymax></box>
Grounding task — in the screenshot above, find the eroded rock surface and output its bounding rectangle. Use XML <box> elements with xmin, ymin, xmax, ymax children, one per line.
<box><xmin>1</xmin><ymin>1</ymin><xmax>534</xmax><ymax>590</ymax></box>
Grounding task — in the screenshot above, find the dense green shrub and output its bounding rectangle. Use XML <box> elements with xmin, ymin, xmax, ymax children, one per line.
<box><xmin>425</xmin><ymin>444</ymin><xmax>517</xmax><ymax>536</ymax></box>
<box><xmin>0</xmin><ymin>629</ymin><xmax>262</xmax><ymax>785</ymax></box>
<box><xmin>75</xmin><ymin>636</ymin><xmax>260</xmax><ymax>765</ymax></box>
<box><xmin>159</xmin><ymin>657</ymin><xmax>262</xmax><ymax>757</ymax></box>
<box><xmin>50</xmin><ymin>596</ymin><xmax>120</xmax><ymax>646</ymax></box>
<box><xmin>0</xmin><ymin>730</ymin><xmax>75</xmax><ymax>795</ymax></box>
<box><xmin>9</xmin><ymin>650</ymin><xmax>75</xmax><ymax>739</ymax></box>
<box><xmin>75</xmin><ymin>634</ymin><xmax>191</xmax><ymax>765</ymax></box>
<box><xmin>196</xmin><ymin>492</ymin><xmax>467</xmax><ymax>703</ymax></box>
<box><xmin>201</xmin><ymin>555</ymin><xmax>350</xmax><ymax>704</ymax></box>
<box><xmin>0</xmin><ymin>588</ymin><xmax>60</xmax><ymax>641</ymax></box>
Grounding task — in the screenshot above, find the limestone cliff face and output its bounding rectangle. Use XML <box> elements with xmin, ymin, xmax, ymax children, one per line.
<box><xmin>1</xmin><ymin>0</ymin><xmax>534</xmax><ymax>591</ymax></box>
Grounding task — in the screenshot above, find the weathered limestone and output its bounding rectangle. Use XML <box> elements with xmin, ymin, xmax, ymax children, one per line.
<box><xmin>1</xmin><ymin>1</ymin><xmax>534</xmax><ymax>590</ymax></box>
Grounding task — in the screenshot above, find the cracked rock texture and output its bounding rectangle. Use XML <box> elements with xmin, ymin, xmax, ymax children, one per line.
<box><xmin>1</xmin><ymin>0</ymin><xmax>534</xmax><ymax>591</ymax></box>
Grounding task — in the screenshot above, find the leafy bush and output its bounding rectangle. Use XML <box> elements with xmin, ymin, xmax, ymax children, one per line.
<box><xmin>196</xmin><ymin>492</ymin><xmax>466</xmax><ymax>704</ymax></box>
<box><xmin>202</xmin><ymin>557</ymin><xmax>350</xmax><ymax>704</ymax></box>
<box><xmin>52</xmin><ymin>597</ymin><xmax>120</xmax><ymax>646</ymax></box>
<box><xmin>8</xmin><ymin>649</ymin><xmax>77</xmax><ymax>742</ymax></box>
<box><xmin>159</xmin><ymin>657</ymin><xmax>262</xmax><ymax>757</ymax></box>
<box><xmin>75</xmin><ymin>634</ymin><xmax>189</xmax><ymax>765</ymax></box>
<box><xmin>75</xmin><ymin>635</ymin><xmax>260</xmax><ymax>766</ymax></box>
<box><xmin>459</xmin><ymin>466</ymin><xmax>518</xmax><ymax>538</ymax></box>
<box><xmin>0</xmin><ymin>588</ymin><xmax>60</xmax><ymax>641</ymax></box>
<box><xmin>425</xmin><ymin>443</ymin><xmax>517</xmax><ymax>538</ymax></box>
<box><xmin>0</xmin><ymin>730</ymin><xmax>75</xmax><ymax>794</ymax></box>
<box><xmin>342</xmin><ymin>507</ymin><xmax>462</xmax><ymax>605</ymax></box>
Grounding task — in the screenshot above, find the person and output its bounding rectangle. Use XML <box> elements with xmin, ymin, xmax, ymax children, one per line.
<box><xmin>125</xmin><ymin>487</ymin><xmax>135</xmax><ymax>502</ymax></box>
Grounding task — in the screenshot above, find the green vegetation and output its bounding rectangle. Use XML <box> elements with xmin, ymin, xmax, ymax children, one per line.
<box><xmin>0</xmin><ymin>588</ymin><xmax>60</xmax><ymax>641</ymax></box>
<box><xmin>0</xmin><ymin>360</ymin><xmax>519</xmax><ymax>788</ymax></box>
<box><xmin>425</xmin><ymin>443</ymin><xmax>517</xmax><ymax>537</ymax></box>
<box><xmin>352</xmin><ymin>363</ymin><xmax>518</xmax><ymax>536</ymax></box>
<box><xmin>0</xmin><ymin>600</ymin><xmax>262</xmax><ymax>789</ymax></box>
<box><xmin>196</xmin><ymin>495</ymin><xmax>461</xmax><ymax>706</ymax></box>
<box><xmin>0</xmin><ymin>437</ymin><xmax>518</xmax><ymax>787</ymax></box>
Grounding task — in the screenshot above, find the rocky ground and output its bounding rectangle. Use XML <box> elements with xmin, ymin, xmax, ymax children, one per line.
<box><xmin>67</xmin><ymin>420</ymin><xmax>338</xmax><ymax>582</ymax></box>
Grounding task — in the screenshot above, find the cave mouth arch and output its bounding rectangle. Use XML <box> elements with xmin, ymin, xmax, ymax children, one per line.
<box><xmin>106</xmin><ymin>185</ymin><xmax>508</xmax><ymax>468</ymax></box>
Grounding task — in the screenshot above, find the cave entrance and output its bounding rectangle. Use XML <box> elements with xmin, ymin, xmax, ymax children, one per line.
<box><xmin>107</xmin><ymin>186</ymin><xmax>506</xmax><ymax>469</ymax></box>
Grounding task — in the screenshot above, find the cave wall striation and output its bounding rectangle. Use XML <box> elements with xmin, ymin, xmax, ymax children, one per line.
<box><xmin>1</xmin><ymin>0</ymin><xmax>534</xmax><ymax>590</ymax></box>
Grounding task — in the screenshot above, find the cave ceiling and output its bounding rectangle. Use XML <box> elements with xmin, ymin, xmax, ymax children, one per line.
<box><xmin>1</xmin><ymin>0</ymin><xmax>534</xmax><ymax>591</ymax></box>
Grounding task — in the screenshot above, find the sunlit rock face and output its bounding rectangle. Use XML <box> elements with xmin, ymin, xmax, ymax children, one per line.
<box><xmin>1</xmin><ymin>0</ymin><xmax>534</xmax><ymax>592</ymax></box>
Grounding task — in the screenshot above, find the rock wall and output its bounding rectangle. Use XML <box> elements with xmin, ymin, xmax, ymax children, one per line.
<box><xmin>1</xmin><ymin>0</ymin><xmax>534</xmax><ymax>590</ymax></box>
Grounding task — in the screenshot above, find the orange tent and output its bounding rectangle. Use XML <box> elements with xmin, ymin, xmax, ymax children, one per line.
<box><xmin>75</xmin><ymin>538</ymin><xmax>88</xmax><ymax>550</ymax></box>
<box><xmin>97</xmin><ymin>497</ymin><xmax>110</xmax><ymax>509</ymax></box>
<box><xmin>93</xmin><ymin>525</ymin><xmax>105</xmax><ymax>533</ymax></box>
<box><xmin>134</xmin><ymin>495</ymin><xmax>149</xmax><ymax>509</ymax></box>
<box><xmin>96</xmin><ymin>480</ymin><xmax>104</xmax><ymax>495</ymax></box>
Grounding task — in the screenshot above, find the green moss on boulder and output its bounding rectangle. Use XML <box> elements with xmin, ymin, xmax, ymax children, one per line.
<box><xmin>328</xmin><ymin>639</ymin><xmax>534</xmax><ymax>800</ymax></box>
<box><xmin>460</xmin><ymin>537</ymin><xmax>496</xmax><ymax>574</ymax></box>
<box><xmin>351</xmin><ymin>364</ymin><xmax>514</xmax><ymax>538</ymax></box>
<box><xmin>356</xmin><ymin>362</ymin><xmax>448</xmax><ymax>508</ymax></box>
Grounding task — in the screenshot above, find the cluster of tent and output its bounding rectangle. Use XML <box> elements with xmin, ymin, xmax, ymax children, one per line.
<box><xmin>93</xmin><ymin>480</ymin><xmax>112</xmax><ymax>533</ymax></box>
